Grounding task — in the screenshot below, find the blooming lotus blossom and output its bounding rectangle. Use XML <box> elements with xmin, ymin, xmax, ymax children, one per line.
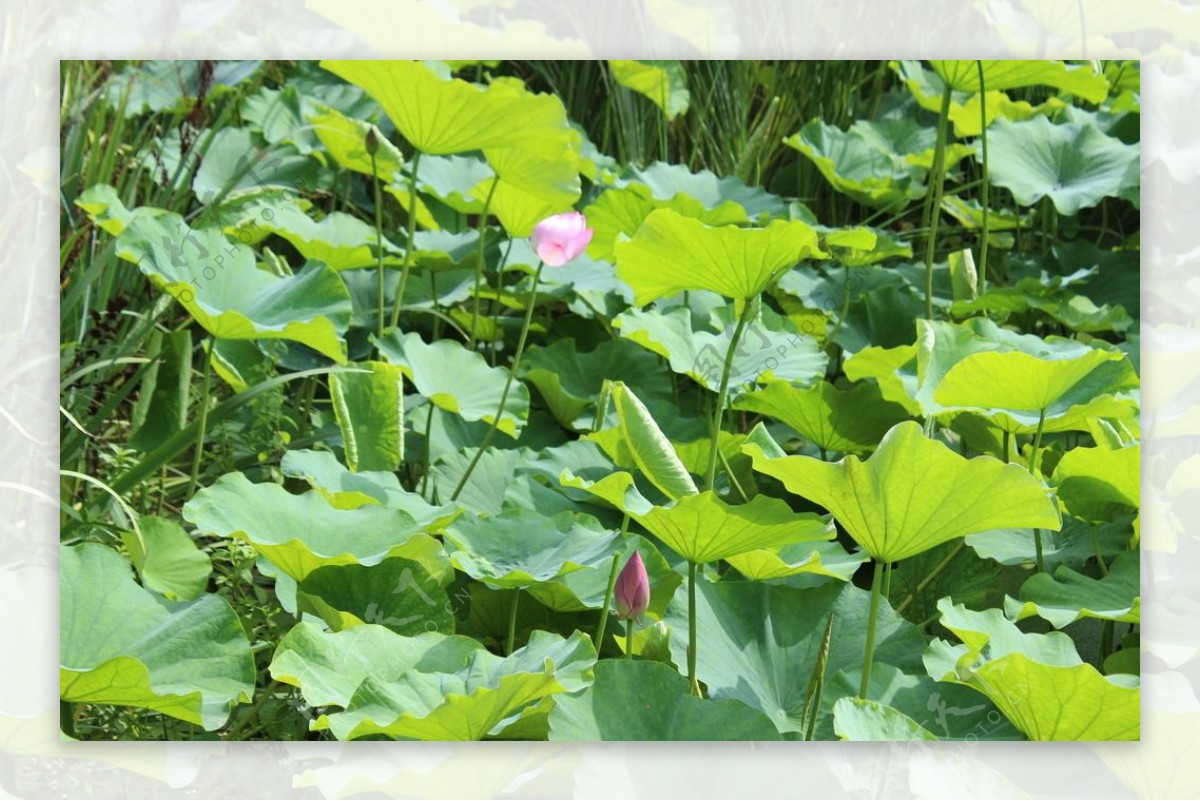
<box><xmin>614</xmin><ymin>551</ymin><xmax>650</xmax><ymax>620</ymax></box>
<box><xmin>531</xmin><ymin>211</ymin><xmax>593</xmax><ymax>266</ymax></box>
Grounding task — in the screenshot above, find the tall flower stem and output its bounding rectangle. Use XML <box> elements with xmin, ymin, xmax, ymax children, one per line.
<box><xmin>186</xmin><ymin>339</ymin><xmax>215</xmax><ymax>499</ymax></box>
<box><xmin>687</xmin><ymin>561</ymin><xmax>700</xmax><ymax>696</ymax></box>
<box><xmin>593</xmin><ymin>512</ymin><xmax>630</xmax><ymax>653</ymax></box>
<box><xmin>975</xmin><ymin>60</ymin><xmax>991</xmax><ymax>297</ymax></box>
<box><xmin>594</xmin><ymin>552</ymin><xmax>622</xmax><ymax>652</ymax></box>
<box><xmin>1030</xmin><ymin>408</ymin><xmax>1048</xmax><ymax>573</ymax></box>
<box><xmin>469</xmin><ymin>179</ymin><xmax>499</xmax><ymax>349</ymax></box>
<box><xmin>370</xmin><ymin>149</ymin><xmax>387</xmax><ymax>339</ymax></box>
<box><xmin>626</xmin><ymin>618</ymin><xmax>635</xmax><ymax>660</ymax></box>
<box><xmin>389</xmin><ymin>151</ymin><xmax>423</xmax><ymax>330</ymax></box>
<box><xmin>450</xmin><ymin>262</ymin><xmax>544</xmax><ymax>501</ymax></box>
<box><xmin>703</xmin><ymin>299</ymin><xmax>756</xmax><ymax>490</ymax></box>
<box><xmin>691</xmin><ymin>297</ymin><xmax>756</xmax><ymax>699</ymax></box>
<box><xmin>923</xmin><ymin>81</ymin><xmax>953</xmax><ymax>320</ymax></box>
<box><xmin>859</xmin><ymin>559</ymin><xmax>884</xmax><ymax>699</ymax></box>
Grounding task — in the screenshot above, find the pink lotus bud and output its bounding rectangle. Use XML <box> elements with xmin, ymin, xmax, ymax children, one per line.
<box><xmin>614</xmin><ymin>551</ymin><xmax>650</xmax><ymax>620</ymax></box>
<box><xmin>531</xmin><ymin>211</ymin><xmax>593</xmax><ymax>266</ymax></box>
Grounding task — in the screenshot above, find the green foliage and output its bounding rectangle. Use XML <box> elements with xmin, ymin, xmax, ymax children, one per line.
<box><xmin>61</xmin><ymin>58</ymin><xmax>1139</xmax><ymax>742</ymax></box>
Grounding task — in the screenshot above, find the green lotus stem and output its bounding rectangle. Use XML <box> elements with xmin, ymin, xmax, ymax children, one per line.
<box><xmin>1030</xmin><ymin>408</ymin><xmax>1048</xmax><ymax>573</ymax></box>
<box><xmin>506</xmin><ymin>588</ymin><xmax>520</xmax><ymax>656</ymax></box>
<box><xmin>593</xmin><ymin>547</ymin><xmax>623</xmax><ymax>652</ymax></box>
<box><xmin>469</xmin><ymin>179</ymin><xmax>499</xmax><ymax>349</ymax></box>
<box><xmin>1003</xmin><ymin>430</ymin><xmax>1011</xmax><ymax>463</ymax></box>
<box><xmin>370</xmin><ymin>148</ymin><xmax>386</xmax><ymax>339</ymax></box>
<box><xmin>704</xmin><ymin>299</ymin><xmax>756</xmax><ymax>491</ymax></box>
<box><xmin>688</xmin><ymin>560</ymin><xmax>700</xmax><ymax>696</ymax></box>
<box><xmin>186</xmin><ymin>339</ymin><xmax>215</xmax><ymax>499</ymax></box>
<box><xmin>450</xmin><ymin>261</ymin><xmax>544</xmax><ymax>501</ymax></box>
<box><xmin>626</xmin><ymin>617</ymin><xmax>635</xmax><ymax>660</ymax></box>
<box><xmin>859</xmin><ymin>559</ymin><xmax>884</xmax><ymax>699</ymax></box>
<box><xmin>922</xmin><ymin>81</ymin><xmax>953</xmax><ymax>321</ymax></box>
<box><xmin>882</xmin><ymin>560</ymin><xmax>892</xmax><ymax>602</ymax></box>
<box><xmin>389</xmin><ymin>150</ymin><xmax>423</xmax><ymax>330</ymax></box>
<box><xmin>419</xmin><ymin>400</ymin><xmax>435</xmax><ymax>499</ymax></box>
<box><xmin>802</xmin><ymin>611</ymin><xmax>835</xmax><ymax>741</ymax></box>
<box><xmin>975</xmin><ymin>60</ymin><xmax>990</xmax><ymax>297</ymax></box>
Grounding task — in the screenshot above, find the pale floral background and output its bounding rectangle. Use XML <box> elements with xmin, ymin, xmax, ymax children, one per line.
<box><xmin>6</xmin><ymin>0</ymin><xmax>1195</xmax><ymax>796</ymax></box>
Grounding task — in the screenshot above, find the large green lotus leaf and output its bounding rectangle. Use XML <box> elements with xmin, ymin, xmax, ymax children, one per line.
<box><xmin>664</xmin><ymin>579</ymin><xmax>927</xmax><ymax>735</ymax></box>
<box><xmin>74</xmin><ymin>184</ymin><xmax>162</xmax><ymax>236</ymax></box>
<box><xmin>296</xmin><ymin>558</ymin><xmax>452</xmax><ymax>636</ymax></box>
<box><xmin>242</xmin><ymin>85</ymin><xmax>321</xmax><ymax>153</ymax></box>
<box><xmin>627</xmin><ymin>161</ymin><xmax>788</xmax><ymax>220</ymax></box>
<box><xmin>614</xmin><ymin>208</ymin><xmax>825</xmax><ymax>305</ymax></box>
<box><xmin>832</xmin><ymin>698</ymin><xmax>940</xmax><ymax>741</ymax></box>
<box><xmin>849</xmin><ymin>118</ymin><xmax>975</xmax><ymax>171</ymax></box>
<box><xmin>745</xmin><ymin>421</ymin><xmax>1061</xmax><ymax>563</ymax></box>
<box><xmin>182</xmin><ymin>472</ymin><xmax>450</xmax><ymax>582</ymax></box>
<box><xmin>60</xmin><ymin>544</ymin><xmax>254</xmax><ymax>730</ymax></box>
<box><xmin>375</xmin><ymin>330</ymin><xmax>529</xmax><ymax>438</ymax></box>
<box><xmin>320</xmin><ymin>60</ymin><xmax>569</xmax><ymax>159</ymax></box>
<box><xmin>122</xmin><ymin>516</ymin><xmax>212</xmax><ymax>602</ymax></box>
<box><xmin>615</xmin><ymin>306</ymin><xmax>827</xmax><ymax>395</ymax></box>
<box><xmin>585</xmin><ymin>183</ymin><xmax>749</xmax><ymax>262</ymax></box>
<box><xmin>984</xmin><ymin>116</ymin><xmax>1139</xmax><ymax>215</ymax></box>
<box><xmin>580</xmin><ymin>158</ymin><xmax>787</xmax><ymax>262</ymax></box>
<box><xmin>270</xmin><ymin>620</ymin><xmax>480</xmax><ymax>708</ymax></box>
<box><xmin>783</xmin><ymin>119</ymin><xmax>928</xmax><ymax>209</ymax></box>
<box><xmin>925</xmin><ymin>599</ymin><xmax>1139</xmax><ymax>740</ymax></box>
<box><xmin>562</xmin><ymin>471</ymin><xmax>833</xmax><ymax>564</ymax></box>
<box><xmin>966</xmin><ymin>515</ymin><xmax>1136</xmax><ymax>572</ymax></box>
<box><xmin>525</xmin><ymin>535</ymin><xmax>681</xmax><ymax>616</ymax></box>
<box><xmin>304</xmin><ymin>628</ymin><xmax>595</xmax><ymax>743</ymax></box>
<box><xmin>190</xmin><ymin>128</ymin><xmax>325</xmax><ymax>204</ymax></box>
<box><xmin>520</xmin><ymin>337</ymin><xmax>672</xmax><ymax>431</ymax></box>
<box><xmin>441</xmin><ymin>508</ymin><xmax>619</xmax><ymax>590</ymax></box>
<box><xmin>1005</xmin><ymin>550</ymin><xmax>1140</xmax><ymax>628</ymax></box>
<box><xmin>308</xmin><ymin>102</ymin><xmax>404</xmax><ymax>179</ymax></box>
<box><xmin>1052</xmin><ymin>445</ymin><xmax>1140</xmax><ymax>523</ymax></box>
<box><xmin>732</xmin><ymin>378</ymin><xmax>910</xmax><ymax>454</ymax></box>
<box><xmin>892</xmin><ymin>60</ymin><xmax>1072</xmax><ymax>139</ymax></box>
<box><xmin>224</xmin><ymin>198</ymin><xmax>400</xmax><ymax>271</ymax></box>
<box><xmin>930</xmin><ymin>60</ymin><xmax>1109</xmax><ymax>101</ymax></box>
<box><xmin>549</xmin><ymin>659</ymin><xmax>781</xmax><ymax>741</ymax></box>
<box><xmin>94</xmin><ymin>207</ymin><xmax>352</xmax><ymax>362</ymax></box>
<box><xmin>606</xmin><ymin>381</ymin><xmax>698</xmax><ymax>501</ymax></box>
<box><xmin>824</xmin><ymin>662</ymin><xmax>1021</xmax><ymax>741</ymax></box>
<box><xmin>915</xmin><ymin>318</ymin><xmax>1139</xmax><ymax>433</ymax></box>
<box><xmin>321</xmin><ymin>61</ymin><xmax>580</xmax><ymax>236</ymax></box>
<box><xmin>609</xmin><ymin>60</ymin><xmax>690</xmax><ymax>119</ymax></box>
<box><xmin>725</xmin><ymin>538</ymin><xmax>865</xmax><ymax>582</ymax></box>
<box><xmin>330</xmin><ymin>361</ymin><xmax>405</xmax><ymax>472</ymax></box>
<box><xmin>280</xmin><ymin>449</ymin><xmax>457</xmax><ymax>529</ymax></box>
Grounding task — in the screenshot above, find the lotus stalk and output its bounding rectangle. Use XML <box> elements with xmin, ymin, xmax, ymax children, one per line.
<box><xmin>451</xmin><ymin>212</ymin><xmax>592</xmax><ymax>501</ymax></box>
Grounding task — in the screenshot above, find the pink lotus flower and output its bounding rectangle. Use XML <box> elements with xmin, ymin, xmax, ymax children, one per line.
<box><xmin>531</xmin><ymin>211</ymin><xmax>593</xmax><ymax>266</ymax></box>
<box><xmin>614</xmin><ymin>551</ymin><xmax>650</xmax><ymax>620</ymax></box>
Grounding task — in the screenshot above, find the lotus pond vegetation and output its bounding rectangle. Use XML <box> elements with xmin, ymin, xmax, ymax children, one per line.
<box><xmin>59</xmin><ymin>59</ymin><xmax>1141</xmax><ymax>741</ymax></box>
